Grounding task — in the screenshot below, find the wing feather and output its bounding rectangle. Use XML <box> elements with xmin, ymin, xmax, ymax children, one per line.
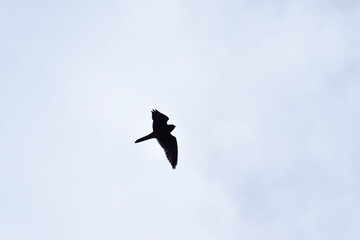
<box><xmin>152</xmin><ymin>109</ymin><xmax>169</xmax><ymax>125</ymax></box>
<box><xmin>157</xmin><ymin>134</ymin><xmax>178</xmax><ymax>169</ymax></box>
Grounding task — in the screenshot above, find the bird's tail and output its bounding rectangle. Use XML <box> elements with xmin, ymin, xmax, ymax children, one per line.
<box><xmin>135</xmin><ymin>133</ymin><xmax>155</xmax><ymax>143</ymax></box>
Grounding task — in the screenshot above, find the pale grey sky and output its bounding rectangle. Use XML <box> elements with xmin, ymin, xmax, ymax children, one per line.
<box><xmin>1</xmin><ymin>0</ymin><xmax>359</xmax><ymax>239</ymax></box>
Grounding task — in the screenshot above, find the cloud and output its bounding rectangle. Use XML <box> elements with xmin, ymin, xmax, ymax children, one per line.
<box><xmin>0</xmin><ymin>0</ymin><xmax>359</xmax><ymax>239</ymax></box>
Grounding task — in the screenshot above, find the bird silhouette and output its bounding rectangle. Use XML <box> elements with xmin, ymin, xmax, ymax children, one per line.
<box><xmin>135</xmin><ymin>109</ymin><xmax>178</xmax><ymax>169</ymax></box>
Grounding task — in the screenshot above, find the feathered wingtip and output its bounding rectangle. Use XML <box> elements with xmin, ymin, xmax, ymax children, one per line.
<box><xmin>151</xmin><ymin>109</ymin><xmax>169</xmax><ymax>122</ymax></box>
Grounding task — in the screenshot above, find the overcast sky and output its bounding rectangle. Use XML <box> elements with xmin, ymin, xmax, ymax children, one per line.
<box><xmin>1</xmin><ymin>0</ymin><xmax>359</xmax><ymax>239</ymax></box>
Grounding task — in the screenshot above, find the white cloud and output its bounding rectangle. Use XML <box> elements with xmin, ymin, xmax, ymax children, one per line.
<box><xmin>0</xmin><ymin>0</ymin><xmax>359</xmax><ymax>239</ymax></box>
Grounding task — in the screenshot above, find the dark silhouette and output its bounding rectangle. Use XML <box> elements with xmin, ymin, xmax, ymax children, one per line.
<box><xmin>135</xmin><ymin>109</ymin><xmax>178</xmax><ymax>169</ymax></box>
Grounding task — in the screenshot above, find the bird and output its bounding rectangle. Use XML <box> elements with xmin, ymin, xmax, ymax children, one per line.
<box><xmin>135</xmin><ymin>109</ymin><xmax>178</xmax><ymax>169</ymax></box>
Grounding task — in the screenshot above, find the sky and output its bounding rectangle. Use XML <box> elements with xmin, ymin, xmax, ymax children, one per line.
<box><xmin>1</xmin><ymin>0</ymin><xmax>360</xmax><ymax>239</ymax></box>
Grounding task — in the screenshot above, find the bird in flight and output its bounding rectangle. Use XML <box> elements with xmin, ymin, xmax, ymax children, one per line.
<box><xmin>135</xmin><ymin>109</ymin><xmax>178</xmax><ymax>169</ymax></box>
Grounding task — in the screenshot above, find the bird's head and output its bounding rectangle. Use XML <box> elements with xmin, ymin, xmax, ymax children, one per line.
<box><xmin>168</xmin><ymin>124</ymin><xmax>176</xmax><ymax>132</ymax></box>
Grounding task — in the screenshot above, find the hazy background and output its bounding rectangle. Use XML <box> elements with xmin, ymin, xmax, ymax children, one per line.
<box><xmin>1</xmin><ymin>0</ymin><xmax>359</xmax><ymax>239</ymax></box>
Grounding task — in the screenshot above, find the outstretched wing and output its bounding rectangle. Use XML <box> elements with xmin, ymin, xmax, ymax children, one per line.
<box><xmin>152</xmin><ymin>109</ymin><xmax>169</xmax><ymax>125</ymax></box>
<box><xmin>157</xmin><ymin>134</ymin><xmax>178</xmax><ymax>169</ymax></box>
